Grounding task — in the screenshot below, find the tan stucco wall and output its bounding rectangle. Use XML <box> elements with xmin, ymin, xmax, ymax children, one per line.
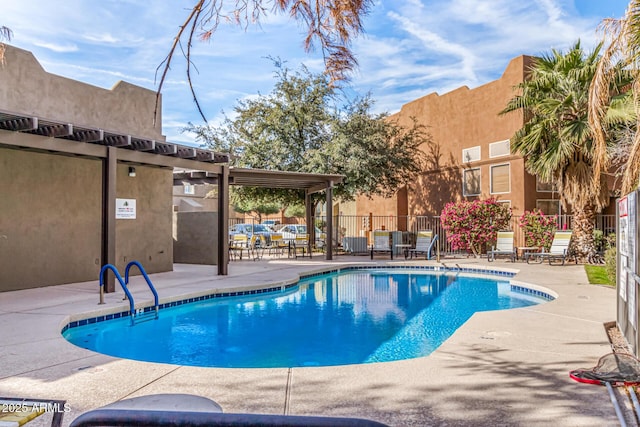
<box><xmin>0</xmin><ymin>45</ymin><xmax>176</xmax><ymax>292</ymax></box>
<box><xmin>0</xmin><ymin>148</ymin><xmax>102</xmax><ymax>291</ymax></box>
<box><xmin>394</xmin><ymin>55</ymin><xmax>532</xmax><ymax>216</ymax></box>
<box><xmin>356</xmin><ymin>56</ymin><xmax>537</xmax><ymax>219</ymax></box>
<box><xmin>0</xmin><ymin>148</ymin><xmax>174</xmax><ymax>291</ymax></box>
<box><xmin>0</xmin><ymin>45</ymin><xmax>164</xmax><ymax>140</ymax></box>
<box><xmin>173</xmin><ymin>212</ymin><xmax>219</xmax><ymax>265</ymax></box>
<box><xmin>115</xmin><ymin>164</ymin><xmax>174</xmax><ymax>275</ymax></box>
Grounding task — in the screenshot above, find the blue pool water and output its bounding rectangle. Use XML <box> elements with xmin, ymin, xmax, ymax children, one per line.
<box><xmin>63</xmin><ymin>268</ymin><xmax>551</xmax><ymax>368</ymax></box>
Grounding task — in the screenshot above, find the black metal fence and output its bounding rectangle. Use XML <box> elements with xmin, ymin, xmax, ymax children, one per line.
<box><xmin>314</xmin><ymin>214</ymin><xmax>616</xmax><ymax>255</ymax></box>
<box><xmin>230</xmin><ymin>214</ymin><xmax>616</xmax><ymax>255</ymax></box>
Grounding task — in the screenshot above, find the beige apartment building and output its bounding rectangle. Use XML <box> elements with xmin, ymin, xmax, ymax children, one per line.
<box><xmin>351</xmin><ymin>55</ymin><xmax>607</xmax><ymax>221</ymax></box>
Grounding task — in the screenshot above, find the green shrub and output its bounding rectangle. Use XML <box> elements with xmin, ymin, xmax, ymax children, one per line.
<box><xmin>604</xmin><ymin>246</ymin><xmax>617</xmax><ymax>284</ymax></box>
<box><xmin>593</xmin><ymin>229</ymin><xmax>604</xmax><ymax>252</ymax></box>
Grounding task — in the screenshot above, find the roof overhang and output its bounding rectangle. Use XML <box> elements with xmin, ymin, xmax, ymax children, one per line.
<box><xmin>0</xmin><ymin>109</ymin><xmax>229</xmax><ymax>165</ymax></box>
<box><xmin>174</xmin><ymin>167</ymin><xmax>344</xmax><ymax>194</ymax></box>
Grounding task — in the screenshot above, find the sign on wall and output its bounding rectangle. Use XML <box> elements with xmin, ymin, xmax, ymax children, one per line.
<box><xmin>116</xmin><ymin>198</ymin><xmax>136</xmax><ymax>219</ymax></box>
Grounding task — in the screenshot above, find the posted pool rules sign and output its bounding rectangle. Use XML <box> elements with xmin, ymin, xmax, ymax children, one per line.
<box><xmin>116</xmin><ymin>198</ymin><xmax>136</xmax><ymax>219</ymax></box>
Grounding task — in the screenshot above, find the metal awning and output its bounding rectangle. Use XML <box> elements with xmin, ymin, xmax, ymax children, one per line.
<box><xmin>0</xmin><ymin>109</ymin><xmax>229</xmax><ymax>163</ymax></box>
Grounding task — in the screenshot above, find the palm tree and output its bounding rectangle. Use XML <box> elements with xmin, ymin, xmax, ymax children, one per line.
<box><xmin>501</xmin><ymin>41</ymin><xmax>631</xmax><ymax>262</ymax></box>
<box><xmin>590</xmin><ymin>0</ymin><xmax>640</xmax><ymax>195</ymax></box>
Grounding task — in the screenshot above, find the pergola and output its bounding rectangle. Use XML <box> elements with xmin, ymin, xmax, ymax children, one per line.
<box><xmin>173</xmin><ymin>167</ymin><xmax>344</xmax><ymax>274</ymax></box>
<box><xmin>1</xmin><ymin>108</ymin><xmax>343</xmax><ymax>282</ymax></box>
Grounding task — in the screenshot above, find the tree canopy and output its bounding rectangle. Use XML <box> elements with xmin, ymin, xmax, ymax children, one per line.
<box><xmin>157</xmin><ymin>0</ymin><xmax>373</xmax><ymax>122</ymax></box>
<box><xmin>186</xmin><ymin>60</ymin><xmax>430</xmax><ymax>212</ymax></box>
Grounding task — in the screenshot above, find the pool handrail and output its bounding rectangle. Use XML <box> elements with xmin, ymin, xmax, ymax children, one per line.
<box><xmin>125</xmin><ymin>260</ymin><xmax>159</xmax><ymax>320</ymax></box>
<box><xmin>98</xmin><ymin>261</ymin><xmax>160</xmax><ymax>325</ymax></box>
<box><xmin>99</xmin><ymin>264</ymin><xmax>135</xmax><ymax>322</ymax></box>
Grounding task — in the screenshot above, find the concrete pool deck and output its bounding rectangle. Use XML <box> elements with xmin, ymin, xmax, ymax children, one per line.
<box><xmin>0</xmin><ymin>255</ymin><xmax>622</xmax><ymax>426</ymax></box>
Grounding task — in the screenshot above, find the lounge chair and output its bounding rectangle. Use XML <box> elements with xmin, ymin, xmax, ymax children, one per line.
<box><xmin>407</xmin><ymin>230</ymin><xmax>438</xmax><ymax>260</ymax></box>
<box><xmin>370</xmin><ymin>230</ymin><xmax>393</xmax><ymax>259</ymax></box>
<box><xmin>488</xmin><ymin>231</ymin><xmax>516</xmax><ymax>262</ymax></box>
<box><xmin>526</xmin><ymin>230</ymin><xmax>575</xmax><ymax>265</ymax></box>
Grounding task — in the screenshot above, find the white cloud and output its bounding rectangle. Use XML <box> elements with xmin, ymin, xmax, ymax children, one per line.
<box><xmin>32</xmin><ymin>42</ymin><xmax>78</xmax><ymax>53</ymax></box>
<box><xmin>0</xmin><ymin>0</ymin><xmax>632</xmax><ymax>135</ymax></box>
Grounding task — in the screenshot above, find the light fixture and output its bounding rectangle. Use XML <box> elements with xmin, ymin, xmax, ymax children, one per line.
<box><xmin>128</xmin><ymin>166</ymin><xmax>136</xmax><ymax>177</ymax></box>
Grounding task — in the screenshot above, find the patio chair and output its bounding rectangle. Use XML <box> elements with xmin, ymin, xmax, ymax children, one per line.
<box><xmin>229</xmin><ymin>234</ymin><xmax>249</xmax><ymax>260</ymax></box>
<box><xmin>249</xmin><ymin>234</ymin><xmax>264</xmax><ymax>261</ymax></box>
<box><xmin>267</xmin><ymin>233</ymin><xmax>286</xmax><ymax>258</ymax></box>
<box><xmin>407</xmin><ymin>230</ymin><xmax>438</xmax><ymax>260</ymax></box>
<box><xmin>526</xmin><ymin>230</ymin><xmax>575</xmax><ymax>265</ymax></box>
<box><xmin>370</xmin><ymin>230</ymin><xmax>393</xmax><ymax>259</ymax></box>
<box><xmin>293</xmin><ymin>234</ymin><xmax>310</xmax><ymax>258</ymax></box>
<box><xmin>488</xmin><ymin>231</ymin><xmax>516</xmax><ymax>262</ymax></box>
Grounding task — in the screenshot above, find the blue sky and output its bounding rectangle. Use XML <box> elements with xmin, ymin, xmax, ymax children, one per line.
<box><xmin>1</xmin><ymin>0</ymin><xmax>631</xmax><ymax>146</ymax></box>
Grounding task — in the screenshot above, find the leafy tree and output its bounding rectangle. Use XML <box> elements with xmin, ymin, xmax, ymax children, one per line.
<box><xmin>186</xmin><ymin>61</ymin><xmax>430</xmax><ymax>213</ymax></box>
<box><xmin>440</xmin><ymin>198</ymin><xmax>511</xmax><ymax>257</ymax></box>
<box><xmin>157</xmin><ymin>0</ymin><xmax>373</xmax><ymax>121</ymax></box>
<box><xmin>284</xmin><ymin>204</ymin><xmax>306</xmax><ymax>219</ymax></box>
<box><xmin>232</xmin><ymin>197</ymin><xmax>281</xmax><ymax>223</ymax></box>
<box><xmin>501</xmin><ymin>41</ymin><xmax>631</xmax><ymax>263</ymax></box>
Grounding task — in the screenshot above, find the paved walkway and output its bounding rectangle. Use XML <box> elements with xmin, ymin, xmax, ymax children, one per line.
<box><xmin>0</xmin><ymin>255</ymin><xmax>621</xmax><ymax>426</ymax></box>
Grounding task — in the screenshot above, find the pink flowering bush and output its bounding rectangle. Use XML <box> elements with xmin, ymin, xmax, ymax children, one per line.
<box><xmin>518</xmin><ymin>209</ymin><xmax>557</xmax><ymax>250</ymax></box>
<box><xmin>440</xmin><ymin>198</ymin><xmax>511</xmax><ymax>257</ymax></box>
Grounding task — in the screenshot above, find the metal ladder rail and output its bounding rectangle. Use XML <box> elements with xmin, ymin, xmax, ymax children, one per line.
<box><xmin>99</xmin><ymin>264</ymin><xmax>136</xmax><ymax>325</ymax></box>
<box><xmin>124</xmin><ymin>260</ymin><xmax>159</xmax><ymax>321</ymax></box>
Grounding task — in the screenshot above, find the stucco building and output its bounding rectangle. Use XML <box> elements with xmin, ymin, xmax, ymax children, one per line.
<box><xmin>0</xmin><ymin>45</ymin><xmax>231</xmax><ymax>292</ymax></box>
<box><xmin>351</xmin><ymin>55</ymin><xmax>577</xmax><ymax>221</ymax></box>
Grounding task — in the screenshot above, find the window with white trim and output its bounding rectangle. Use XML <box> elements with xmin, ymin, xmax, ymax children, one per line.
<box><xmin>490</xmin><ymin>163</ymin><xmax>510</xmax><ymax>194</ymax></box>
<box><xmin>462</xmin><ymin>146</ymin><xmax>481</xmax><ymax>163</ymax></box>
<box><xmin>536</xmin><ymin>177</ymin><xmax>557</xmax><ymax>192</ymax></box>
<box><xmin>536</xmin><ymin>199</ymin><xmax>561</xmax><ymax>215</ymax></box>
<box><xmin>183</xmin><ymin>184</ymin><xmax>195</xmax><ymax>195</ymax></box>
<box><xmin>463</xmin><ymin>168</ymin><xmax>481</xmax><ymax>196</ymax></box>
<box><xmin>489</xmin><ymin>140</ymin><xmax>510</xmax><ymax>158</ymax></box>
<box><xmin>497</xmin><ymin>200</ymin><xmax>511</xmax><ymax>208</ymax></box>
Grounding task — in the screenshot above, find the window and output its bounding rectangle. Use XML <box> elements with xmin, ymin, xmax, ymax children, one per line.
<box><xmin>490</xmin><ymin>163</ymin><xmax>510</xmax><ymax>194</ymax></box>
<box><xmin>497</xmin><ymin>200</ymin><xmax>511</xmax><ymax>208</ymax></box>
<box><xmin>489</xmin><ymin>140</ymin><xmax>510</xmax><ymax>158</ymax></box>
<box><xmin>462</xmin><ymin>146</ymin><xmax>481</xmax><ymax>163</ymax></box>
<box><xmin>536</xmin><ymin>177</ymin><xmax>557</xmax><ymax>192</ymax></box>
<box><xmin>536</xmin><ymin>199</ymin><xmax>561</xmax><ymax>216</ymax></box>
<box><xmin>183</xmin><ymin>184</ymin><xmax>195</xmax><ymax>195</ymax></box>
<box><xmin>463</xmin><ymin>168</ymin><xmax>481</xmax><ymax>196</ymax></box>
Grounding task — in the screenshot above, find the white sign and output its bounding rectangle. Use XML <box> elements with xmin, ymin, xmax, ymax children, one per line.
<box><xmin>116</xmin><ymin>198</ymin><xmax>136</xmax><ymax>219</ymax></box>
<box><xmin>621</xmin><ymin>256</ymin><xmax>628</xmax><ymax>301</ymax></box>
<box><xmin>619</xmin><ymin>196</ymin><xmax>629</xmax><ymax>256</ymax></box>
<box><xmin>630</xmin><ymin>272</ymin><xmax>637</xmax><ymax>328</ymax></box>
<box><xmin>629</xmin><ymin>191</ymin><xmax>637</xmax><ymax>274</ymax></box>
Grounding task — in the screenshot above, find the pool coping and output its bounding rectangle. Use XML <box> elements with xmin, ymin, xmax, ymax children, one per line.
<box><xmin>60</xmin><ymin>263</ymin><xmax>556</xmax><ymax>334</ymax></box>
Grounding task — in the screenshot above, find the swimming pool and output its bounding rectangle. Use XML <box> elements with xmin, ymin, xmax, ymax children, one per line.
<box><xmin>62</xmin><ymin>267</ymin><xmax>553</xmax><ymax>368</ymax></box>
